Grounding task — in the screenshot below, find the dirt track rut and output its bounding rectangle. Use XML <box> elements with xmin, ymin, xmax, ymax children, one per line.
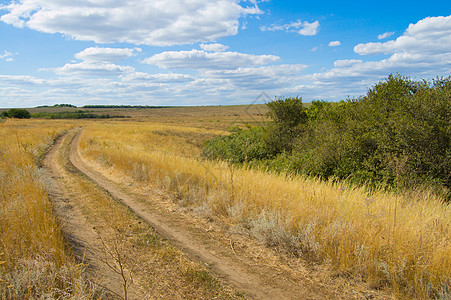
<box><xmin>44</xmin><ymin>130</ymin><xmax>127</xmax><ymax>299</ymax></box>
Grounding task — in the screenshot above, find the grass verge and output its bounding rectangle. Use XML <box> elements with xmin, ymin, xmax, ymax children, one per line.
<box><xmin>0</xmin><ymin>119</ymin><xmax>96</xmax><ymax>299</ymax></box>
<box><xmin>79</xmin><ymin>121</ymin><xmax>451</xmax><ymax>299</ymax></box>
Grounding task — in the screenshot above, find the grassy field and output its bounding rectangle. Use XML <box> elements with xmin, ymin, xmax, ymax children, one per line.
<box><xmin>1</xmin><ymin>105</ymin><xmax>450</xmax><ymax>299</ymax></box>
<box><xmin>0</xmin><ymin>119</ymin><xmax>97</xmax><ymax>298</ymax></box>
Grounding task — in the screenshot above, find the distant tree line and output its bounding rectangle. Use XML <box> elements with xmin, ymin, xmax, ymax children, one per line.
<box><xmin>204</xmin><ymin>74</ymin><xmax>451</xmax><ymax>199</ymax></box>
<box><xmin>36</xmin><ymin>104</ymin><xmax>77</xmax><ymax>108</ymax></box>
<box><xmin>34</xmin><ymin>104</ymin><xmax>171</xmax><ymax>109</ymax></box>
<box><xmin>31</xmin><ymin>111</ymin><xmax>130</xmax><ymax>119</ymax></box>
<box><xmin>81</xmin><ymin>105</ymin><xmax>170</xmax><ymax>109</ymax></box>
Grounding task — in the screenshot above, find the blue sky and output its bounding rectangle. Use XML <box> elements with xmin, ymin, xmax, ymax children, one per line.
<box><xmin>1</xmin><ymin>0</ymin><xmax>451</xmax><ymax>107</ymax></box>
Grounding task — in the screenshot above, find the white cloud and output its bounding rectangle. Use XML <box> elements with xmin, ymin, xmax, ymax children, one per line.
<box><xmin>121</xmin><ymin>72</ymin><xmax>195</xmax><ymax>83</ymax></box>
<box><xmin>0</xmin><ymin>50</ymin><xmax>15</xmax><ymax>61</ymax></box>
<box><xmin>0</xmin><ymin>74</ymin><xmax>46</xmax><ymax>86</ymax></box>
<box><xmin>143</xmin><ymin>49</ymin><xmax>280</xmax><ymax>70</ymax></box>
<box><xmin>203</xmin><ymin>64</ymin><xmax>307</xmax><ymax>90</ymax></box>
<box><xmin>355</xmin><ymin>15</ymin><xmax>451</xmax><ymax>55</ymax></box>
<box><xmin>75</xmin><ymin>47</ymin><xmax>141</xmax><ymax>63</ymax></box>
<box><xmin>0</xmin><ymin>0</ymin><xmax>262</xmax><ymax>46</ymax></box>
<box><xmin>53</xmin><ymin>62</ymin><xmax>135</xmax><ymax>77</ymax></box>
<box><xmin>4</xmin><ymin>12</ymin><xmax>451</xmax><ymax>107</ymax></box>
<box><xmin>200</xmin><ymin>43</ymin><xmax>229</xmax><ymax>52</ymax></box>
<box><xmin>47</xmin><ymin>47</ymin><xmax>141</xmax><ymax>76</ymax></box>
<box><xmin>377</xmin><ymin>31</ymin><xmax>394</xmax><ymax>40</ymax></box>
<box><xmin>333</xmin><ymin>59</ymin><xmax>363</xmax><ymax>68</ymax></box>
<box><xmin>328</xmin><ymin>41</ymin><xmax>341</xmax><ymax>47</ymax></box>
<box><xmin>280</xmin><ymin>15</ymin><xmax>451</xmax><ymax>101</ymax></box>
<box><xmin>261</xmin><ymin>20</ymin><xmax>320</xmax><ymax>36</ymax></box>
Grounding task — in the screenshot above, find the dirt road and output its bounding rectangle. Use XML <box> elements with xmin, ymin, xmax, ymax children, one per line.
<box><xmin>43</xmin><ymin>129</ymin><xmax>127</xmax><ymax>299</ymax></box>
<box><xmin>45</xmin><ymin>128</ymin><xmax>377</xmax><ymax>299</ymax></box>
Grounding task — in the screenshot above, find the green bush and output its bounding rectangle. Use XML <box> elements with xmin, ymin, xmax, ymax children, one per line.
<box><xmin>204</xmin><ymin>126</ymin><xmax>268</xmax><ymax>164</ymax></box>
<box><xmin>204</xmin><ymin>74</ymin><xmax>451</xmax><ymax>198</ymax></box>
<box><xmin>7</xmin><ymin>108</ymin><xmax>31</xmax><ymax>119</ymax></box>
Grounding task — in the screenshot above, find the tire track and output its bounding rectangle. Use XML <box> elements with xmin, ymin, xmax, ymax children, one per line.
<box><xmin>43</xmin><ymin>129</ymin><xmax>128</xmax><ymax>299</ymax></box>
<box><xmin>70</xmin><ymin>128</ymin><xmax>314</xmax><ymax>300</ymax></box>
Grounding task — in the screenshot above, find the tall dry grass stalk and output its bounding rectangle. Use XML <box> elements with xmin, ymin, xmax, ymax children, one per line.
<box><xmin>80</xmin><ymin>122</ymin><xmax>450</xmax><ymax>299</ymax></box>
<box><xmin>0</xmin><ymin>119</ymin><xmax>95</xmax><ymax>299</ymax></box>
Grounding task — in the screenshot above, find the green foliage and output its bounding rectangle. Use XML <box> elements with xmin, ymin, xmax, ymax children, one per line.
<box><xmin>1</xmin><ymin>111</ymin><xmax>8</xmax><ymax>118</ymax></box>
<box><xmin>204</xmin><ymin>126</ymin><xmax>268</xmax><ymax>164</ymax></box>
<box><xmin>264</xmin><ymin>96</ymin><xmax>308</xmax><ymax>156</ymax></box>
<box><xmin>266</xmin><ymin>96</ymin><xmax>307</xmax><ymax>127</ymax></box>
<box><xmin>7</xmin><ymin>108</ymin><xmax>31</xmax><ymax>119</ymax></box>
<box><xmin>204</xmin><ymin>74</ymin><xmax>451</xmax><ymax>198</ymax></box>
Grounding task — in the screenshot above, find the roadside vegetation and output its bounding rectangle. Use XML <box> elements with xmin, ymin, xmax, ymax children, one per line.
<box><xmin>205</xmin><ymin>74</ymin><xmax>451</xmax><ymax>199</ymax></box>
<box><xmin>0</xmin><ymin>119</ymin><xmax>96</xmax><ymax>298</ymax></box>
<box><xmin>78</xmin><ymin>122</ymin><xmax>449</xmax><ymax>298</ymax></box>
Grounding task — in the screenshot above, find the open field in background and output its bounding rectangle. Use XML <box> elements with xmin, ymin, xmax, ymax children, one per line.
<box><xmin>1</xmin><ymin>104</ymin><xmax>450</xmax><ymax>299</ymax></box>
<box><xmin>78</xmin><ymin>116</ymin><xmax>450</xmax><ymax>299</ymax></box>
<box><xmin>2</xmin><ymin>104</ymin><xmax>270</xmax><ymax>130</ymax></box>
<box><xmin>0</xmin><ymin>119</ymin><xmax>97</xmax><ymax>298</ymax></box>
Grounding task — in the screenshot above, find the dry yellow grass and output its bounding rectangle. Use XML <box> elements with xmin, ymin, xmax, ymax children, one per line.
<box><xmin>56</xmin><ymin>129</ymin><xmax>242</xmax><ymax>299</ymax></box>
<box><xmin>79</xmin><ymin>120</ymin><xmax>451</xmax><ymax>299</ymax></box>
<box><xmin>0</xmin><ymin>119</ymin><xmax>95</xmax><ymax>299</ymax></box>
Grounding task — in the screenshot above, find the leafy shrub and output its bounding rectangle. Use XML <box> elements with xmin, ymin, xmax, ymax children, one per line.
<box><xmin>204</xmin><ymin>126</ymin><xmax>268</xmax><ymax>163</ymax></box>
<box><xmin>6</xmin><ymin>108</ymin><xmax>31</xmax><ymax>119</ymax></box>
<box><xmin>204</xmin><ymin>74</ymin><xmax>451</xmax><ymax>198</ymax></box>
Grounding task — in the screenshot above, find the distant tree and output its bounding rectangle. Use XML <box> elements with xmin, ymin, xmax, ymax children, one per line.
<box><xmin>1</xmin><ymin>111</ymin><xmax>8</xmax><ymax>118</ymax></box>
<box><xmin>7</xmin><ymin>108</ymin><xmax>31</xmax><ymax>119</ymax></box>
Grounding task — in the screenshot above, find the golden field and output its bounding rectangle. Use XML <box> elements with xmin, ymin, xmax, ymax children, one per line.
<box><xmin>1</xmin><ymin>105</ymin><xmax>450</xmax><ymax>299</ymax></box>
<box><xmin>0</xmin><ymin>119</ymin><xmax>95</xmax><ymax>298</ymax></box>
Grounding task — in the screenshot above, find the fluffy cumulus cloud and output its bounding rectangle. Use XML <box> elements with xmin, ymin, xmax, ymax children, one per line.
<box><xmin>143</xmin><ymin>49</ymin><xmax>280</xmax><ymax>70</ymax></box>
<box><xmin>260</xmin><ymin>19</ymin><xmax>320</xmax><ymax>36</ymax></box>
<box><xmin>0</xmin><ymin>0</ymin><xmax>262</xmax><ymax>46</ymax></box>
<box><xmin>354</xmin><ymin>16</ymin><xmax>451</xmax><ymax>55</ymax></box>
<box><xmin>52</xmin><ymin>47</ymin><xmax>140</xmax><ymax>76</ymax></box>
<box><xmin>328</xmin><ymin>41</ymin><xmax>341</xmax><ymax>47</ymax></box>
<box><xmin>54</xmin><ymin>62</ymin><xmax>135</xmax><ymax>77</ymax></box>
